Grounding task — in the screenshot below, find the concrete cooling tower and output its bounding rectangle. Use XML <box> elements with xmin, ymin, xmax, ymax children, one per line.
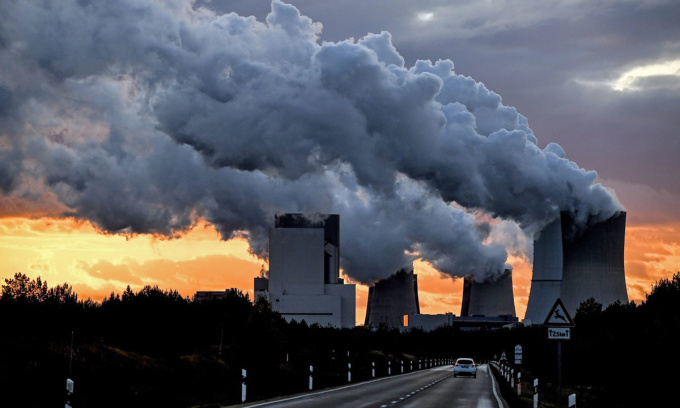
<box><xmin>560</xmin><ymin>211</ymin><xmax>628</xmax><ymax>315</ymax></box>
<box><xmin>460</xmin><ymin>269</ymin><xmax>516</xmax><ymax>317</ymax></box>
<box><xmin>524</xmin><ymin>211</ymin><xmax>628</xmax><ymax>324</ymax></box>
<box><xmin>364</xmin><ymin>269</ymin><xmax>420</xmax><ymax>328</ymax></box>
<box><xmin>524</xmin><ymin>219</ymin><xmax>564</xmax><ymax>324</ymax></box>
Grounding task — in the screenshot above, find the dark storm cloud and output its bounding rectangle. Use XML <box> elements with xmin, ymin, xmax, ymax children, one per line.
<box><xmin>0</xmin><ymin>0</ymin><xmax>626</xmax><ymax>283</ymax></box>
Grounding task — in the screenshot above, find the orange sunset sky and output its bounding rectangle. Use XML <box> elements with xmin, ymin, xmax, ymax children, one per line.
<box><xmin>2</xmin><ymin>212</ymin><xmax>678</xmax><ymax>326</ymax></box>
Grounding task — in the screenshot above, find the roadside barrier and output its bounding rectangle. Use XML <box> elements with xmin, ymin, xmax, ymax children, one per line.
<box><xmin>568</xmin><ymin>393</ymin><xmax>576</xmax><ymax>407</ymax></box>
<box><xmin>242</xmin><ymin>369</ymin><xmax>247</xmax><ymax>403</ymax></box>
<box><xmin>66</xmin><ymin>378</ymin><xmax>74</xmax><ymax>408</ymax></box>
<box><xmin>533</xmin><ymin>378</ymin><xmax>538</xmax><ymax>408</ymax></box>
<box><xmin>235</xmin><ymin>355</ymin><xmax>452</xmax><ymax>404</ymax></box>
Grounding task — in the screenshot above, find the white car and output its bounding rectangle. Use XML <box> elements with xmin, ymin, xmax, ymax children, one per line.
<box><xmin>453</xmin><ymin>358</ymin><xmax>477</xmax><ymax>378</ymax></box>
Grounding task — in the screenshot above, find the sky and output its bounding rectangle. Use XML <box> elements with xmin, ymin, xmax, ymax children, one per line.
<box><xmin>1</xmin><ymin>0</ymin><xmax>679</xmax><ymax>324</ymax></box>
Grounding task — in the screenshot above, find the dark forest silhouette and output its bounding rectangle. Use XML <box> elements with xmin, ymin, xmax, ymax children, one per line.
<box><xmin>2</xmin><ymin>272</ymin><xmax>679</xmax><ymax>407</ymax></box>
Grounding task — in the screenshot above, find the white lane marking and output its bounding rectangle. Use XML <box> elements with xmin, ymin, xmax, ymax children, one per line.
<box><xmin>241</xmin><ymin>369</ymin><xmax>427</xmax><ymax>407</ymax></box>
<box><xmin>488</xmin><ymin>364</ymin><xmax>504</xmax><ymax>408</ymax></box>
<box><xmin>242</xmin><ymin>368</ymin><xmax>454</xmax><ymax>408</ymax></box>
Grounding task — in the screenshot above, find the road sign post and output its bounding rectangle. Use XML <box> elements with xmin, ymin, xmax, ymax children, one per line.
<box><xmin>544</xmin><ymin>298</ymin><xmax>575</xmax><ymax>408</ymax></box>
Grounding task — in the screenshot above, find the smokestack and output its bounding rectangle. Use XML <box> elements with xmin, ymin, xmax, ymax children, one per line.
<box><xmin>460</xmin><ymin>269</ymin><xmax>516</xmax><ymax>317</ymax></box>
<box><xmin>364</xmin><ymin>268</ymin><xmax>420</xmax><ymax>328</ymax></box>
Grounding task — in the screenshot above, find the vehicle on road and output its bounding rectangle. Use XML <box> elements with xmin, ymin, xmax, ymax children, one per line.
<box><xmin>453</xmin><ymin>358</ymin><xmax>477</xmax><ymax>378</ymax></box>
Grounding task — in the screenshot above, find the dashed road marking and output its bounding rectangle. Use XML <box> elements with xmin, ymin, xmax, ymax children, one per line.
<box><xmin>376</xmin><ymin>373</ymin><xmax>454</xmax><ymax>407</ymax></box>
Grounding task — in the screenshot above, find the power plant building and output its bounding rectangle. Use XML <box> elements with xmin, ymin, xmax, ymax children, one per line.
<box><xmin>258</xmin><ymin>213</ymin><xmax>356</xmax><ymax>328</ymax></box>
<box><xmin>406</xmin><ymin>313</ymin><xmax>518</xmax><ymax>332</ymax></box>
<box><xmin>524</xmin><ymin>211</ymin><xmax>628</xmax><ymax>324</ymax></box>
<box><xmin>364</xmin><ymin>268</ymin><xmax>420</xmax><ymax>328</ymax></box>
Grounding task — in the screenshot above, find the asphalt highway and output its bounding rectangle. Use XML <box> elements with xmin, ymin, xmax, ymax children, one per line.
<box><xmin>232</xmin><ymin>364</ymin><xmax>509</xmax><ymax>408</ymax></box>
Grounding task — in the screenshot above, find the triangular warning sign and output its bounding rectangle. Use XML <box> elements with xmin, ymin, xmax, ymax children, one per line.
<box><xmin>543</xmin><ymin>298</ymin><xmax>575</xmax><ymax>327</ymax></box>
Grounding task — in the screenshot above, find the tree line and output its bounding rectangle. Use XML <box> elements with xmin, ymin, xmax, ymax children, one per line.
<box><xmin>2</xmin><ymin>271</ymin><xmax>679</xmax><ymax>407</ymax></box>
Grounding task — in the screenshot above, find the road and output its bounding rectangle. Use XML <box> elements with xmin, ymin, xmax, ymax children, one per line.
<box><xmin>231</xmin><ymin>364</ymin><xmax>508</xmax><ymax>408</ymax></box>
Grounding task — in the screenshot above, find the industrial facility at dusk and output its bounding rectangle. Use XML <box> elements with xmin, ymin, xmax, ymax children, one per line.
<box><xmin>253</xmin><ymin>210</ymin><xmax>629</xmax><ymax>331</ymax></box>
<box><xmin>253</xmin><ymin>213</ymin><xmax>355</xmax><ymax>329</ymax></box>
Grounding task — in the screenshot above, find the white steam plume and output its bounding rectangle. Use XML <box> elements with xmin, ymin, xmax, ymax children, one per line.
<box><xmin>0</xmin><ymin>0</ymin><xmax>622</xmax><ymax>284</ymax></box>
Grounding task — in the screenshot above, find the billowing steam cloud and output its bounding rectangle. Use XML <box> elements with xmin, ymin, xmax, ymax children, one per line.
<box><xmin>0</xmin><ymin>0</ymin><xmax>622</xmax><ymax>284</ymax></box>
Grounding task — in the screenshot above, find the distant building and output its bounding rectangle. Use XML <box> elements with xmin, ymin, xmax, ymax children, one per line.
<box><xmin>194</xmin><ymin>290</ymin><xmax>238</xmax><ymax>302</ymax></box>
<box><xmin>254</xmin><ymin>276</ymin><xmax>269</xmax><ymax>301</ymax></box>
<box><xmin>406</xmin><ymin>313</ymin><xmax>518</xmax><ymax>332</ymax></box>
<box><xmin>257</xmin><ymin>213</ymin><xmax>356</xmax><ymax>328</ymax></box>
<box><xmin>406</xmin><ymin>313</ymin><xmax>454</xmax><ymax>332</ymax></box>
<box><xmin>405</xmin><ymin>268</ymin><xmax>518</xmax><ymax>332</ymax></box>
<box><xmin>364</xmin><ymin>268</ymin><xmax>420</xmax><ymax>328</ymax></box>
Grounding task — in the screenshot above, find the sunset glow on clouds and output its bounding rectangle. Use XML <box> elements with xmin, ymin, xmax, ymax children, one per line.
<box><xmin>2</xmin><ymin>1</ymin><xmax>679</xmax><ymax>326</ymax></box>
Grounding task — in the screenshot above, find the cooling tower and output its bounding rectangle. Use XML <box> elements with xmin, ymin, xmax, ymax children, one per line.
<box><xmin>460</xmin><ymin>269</ymin><xmax>516</xmax><ymax>317</ymax></box>
<box><xmin>364</xmin><ymin>269</ymin><xmax>420</xmax><ymax>328</ymax></box>
<box><xmin>559</xmin><ymin>211</ymin><xmax>628</xmax><ymax>316</ymax></box>
<box><xmin>523</xmin><ymin>211</ymin><xmax>628</xmax><ymax>324</ymax></box>
<box><xmin>524</xmin><ymin>218</ymin><xmax>564</xmax><ymax>324</ymax></box>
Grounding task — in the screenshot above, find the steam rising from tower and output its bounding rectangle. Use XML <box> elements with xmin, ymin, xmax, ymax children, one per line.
<box><xmin>0</xmin><ymin>0</ymin><xmax>623</xmax><ymax>285</ymax></box>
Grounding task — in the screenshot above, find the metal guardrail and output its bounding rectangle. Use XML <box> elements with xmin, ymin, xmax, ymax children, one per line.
<box><xmin>489</xmin><ymin>362</ymin><xmax>576</xmax><ymax>408</ymax></box>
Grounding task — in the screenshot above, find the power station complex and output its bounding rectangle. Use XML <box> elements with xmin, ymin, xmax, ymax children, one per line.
<box><xmin>252</xmin><ymin>211</ymin><xmax>628</xmax><ymax>330</ymax></box>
